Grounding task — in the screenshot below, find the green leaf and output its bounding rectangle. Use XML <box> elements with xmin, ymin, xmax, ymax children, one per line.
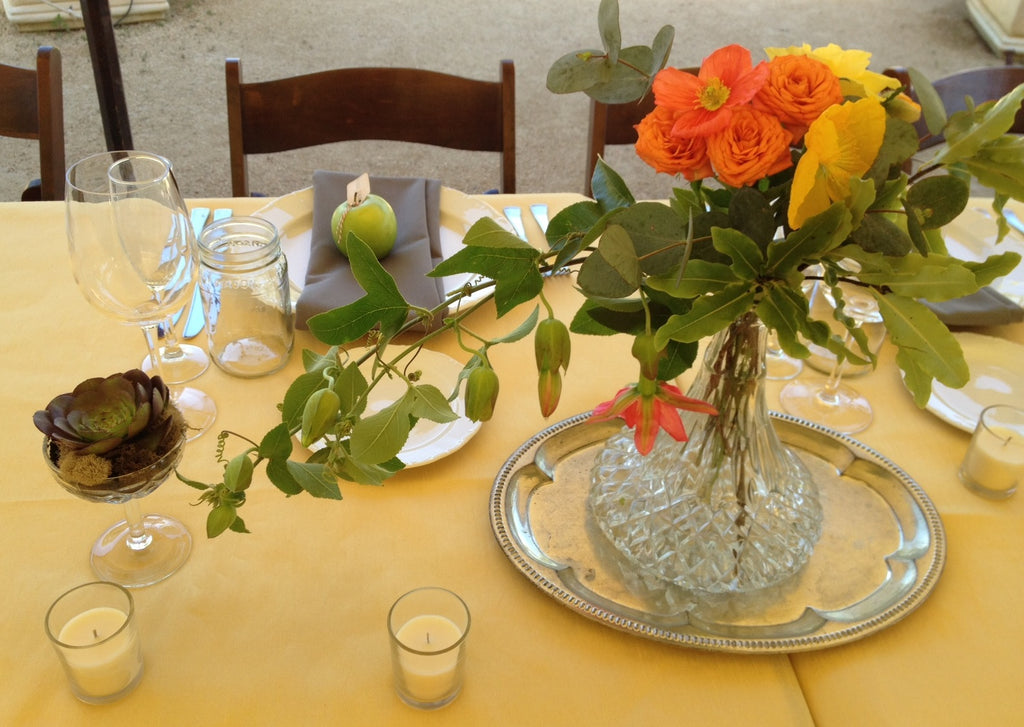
<box><xmin>727</xmin><ymin>186</ymin><xmax>776</xmax><ymax>248</ymax></box>
<box><xmin>228</xmin><ymin>515</ymin><xmax>250</xmax><ymax>534</ymax></box>
<box><xmin>712</xmin><ymin>227</ymin><xmax>763</xmax><ymax>280</ymax></box>
<box><xmin>856</xmin><ymin>253</ymin><xmax>980</xmax><ymax>301</ymax></box>
<box><xmin>307</xmin><ymin>237</ymin><xmax>410</xmax><ymax>343</ymax></box>
<box><xmin>585</xmin><ymin>46</ymin><xmax>656</xmax><ymax>103</ymax></box>
<box><xmin>596</xmin><ymin>224</ymin><xmax>641</xmax><ymax>289</ymax></box>
<box><xmin>175</xmin><ymin>470</ymin><xmax>211</xmax><ymax>491</ymax></box>
<box><xmin>756</xmin><ymin>284</ymin><xmax>813</xmax><ymax>358</ymax></box>
<box><xmin>569</xmin><ymin>297</ymin><xmax>644</xmax><ymax>335</ymax></box>
<box><xmin>646</xmin><ymin>259</ymin><xmax>738</xmax><ymax>298</ymax></box>
<box><xmin>654</xmin><ymin>284</ymin><xmax>757</xmax><ymax>346</ymax></box>
<box><xmin>546</xmin><ymin>49</ymin><xmax>613</xmax><ymax>95</ymax></box>
<box><xmin>657</xmin><ymin>339</ymin><xmax>699</xmax><ymax>381</ymax></box>
<box><xmin>849</xmin><ymin>213</ymin><xmax>913</xmax><ymax>256</ymax></box>
<box><xmin>265</xmin><ymin>457</ymin><xmax>304</xmax><ymax>495</ymax></box>
<box><xmin>592</xmin><ymin>158</ymin><xmax>636</xmax><ymax>210</ymax></box>
<box><xmin>649</xmin><ymin>25</ymin><xmax>675</xmax><ymax>78</ymax></box>
<box><xmin>597</xmin><ymin>0</ymin><xmax>621</xmax><ymax>65</ymax></box>
<box><xmin>616</xmin><ymin>202</ymin><xmax>690</xmax><ymax>275</ymax></box>
<box><xmin>286</xmin><ymin>460</ymin><xmax>340</xmax><ymax>499</ymax></box>
<box><xmin>333</xmin><ymin>360</ymin><xmax>369</xmax><ymax>417</ymax></box>
<box><xmin>873</xmin><ymin>292</ymin><xmax>969</xmax><ymax>404</ymax></box>
<box><xmin>908</xmin><ymin>67</ymin><xmax>946</xmax><ymax>137</ymax></box>
<box><xmin>963</xmin><ymin>251</ymin><xmax>1022</xmax><ymax>287</ymax></box>
<box><xmin>934</xmin><ymin>83</ymin><xmax>1024</xmax><ymax>165</ymax></box>
<box><xmin>410</xmin><ymin>384</ymin><xmax>459</xmax><ymax>424</ymax></box>
<box><xmin>767</xmin><ymin>203</ymin><xmax>851</xmax><ymax>275</ymax></box>
<box><xmin>207</xmin><ymin>504</ymin><xmax>236</xmax><ymax>538</ymax></box>
<box><xmin>333</xmin><ymin>453</ymin><xmax>404</xmax><ymax>486</ymax></box>
<box><xmin>258</xmin><ymin>423</ymin><xmax>293</xmax><ymax>461</ymax></box>
<box><xmin>349</xmin><ymin>396</ymin><xmax>414</xmax><ymax>465</ymax></box>
<box><xmin>429</xmin><ymin>218</ymin><xmax>544</xmax><ymax>316</ymax></box>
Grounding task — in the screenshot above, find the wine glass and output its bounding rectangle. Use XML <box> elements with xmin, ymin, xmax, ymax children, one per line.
<box><xmin>66</xmin><ymin>150</ymin><xmax>217</xmax><ymax>438</ymax></box>
<box><xmin>778</xmin><ymin>283</ymin><xmax>886</xmax><ymax>433</ymax></box>
<box><xmin>64</xmin><ymin>150</ymin><xmax>201</xmax><ymax>584</ymax></box>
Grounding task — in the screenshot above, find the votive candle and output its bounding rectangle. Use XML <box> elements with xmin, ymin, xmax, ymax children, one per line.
<box><xmin>960</xmin><ymin>404</ymin><xmax>1024</xmax><ymax>499</ymax></box>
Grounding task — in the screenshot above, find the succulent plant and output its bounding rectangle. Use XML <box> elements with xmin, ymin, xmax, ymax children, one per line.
<box><xmin>34</xmin><ymin>369</ymin><xmax>179</xmax><ymax>457</ymax></box>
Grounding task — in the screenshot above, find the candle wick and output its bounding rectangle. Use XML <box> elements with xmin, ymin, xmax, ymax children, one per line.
<box><xmin>426</xmin><ymin>632</ymin><xmax>431</xmax><ymax>645</ymax></box>
<box><xmin>92</xmin><ymin>628</ymin><xmax>99</xmax><ymax>639</ymax></box>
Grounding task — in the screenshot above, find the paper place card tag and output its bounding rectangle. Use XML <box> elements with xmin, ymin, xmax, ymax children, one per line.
<box><xmin>347</xmin><ymin>173</ymin><xmax>371</xmax><ymax>206</ymax></box>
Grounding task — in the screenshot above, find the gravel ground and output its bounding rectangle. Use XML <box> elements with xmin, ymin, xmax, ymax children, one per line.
<box><xmin>0</xmin><ymin>0</ymin><xmax>1001</xmax><ymax>202</ymax></box>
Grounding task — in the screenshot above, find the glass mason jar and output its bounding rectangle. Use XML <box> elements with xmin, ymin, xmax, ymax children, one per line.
<box><xmin>198</xmin><ymin>216</ymin><xmax>293</xmax><ymax>377</ymax></box>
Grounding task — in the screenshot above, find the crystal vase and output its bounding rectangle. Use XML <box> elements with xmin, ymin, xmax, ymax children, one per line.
<box><xmin>589</xmin><ymin>312</ymin><xmax>823</xmax><ymax>594</ymax></box>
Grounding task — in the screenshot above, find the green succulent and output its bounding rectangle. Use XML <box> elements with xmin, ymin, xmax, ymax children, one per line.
<box><xmin>33</xmin><ymin>369</ymin><xmax>177</xmax><ymax>456</ymax></box>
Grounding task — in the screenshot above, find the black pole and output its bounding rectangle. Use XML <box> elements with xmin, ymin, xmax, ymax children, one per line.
<box><xmin>80</xmin><ymin>0</ymin><xmax>133</xmax><ymax>150</ymax></box>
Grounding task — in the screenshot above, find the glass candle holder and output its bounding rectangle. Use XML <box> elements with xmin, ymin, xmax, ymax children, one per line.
<box><xmin>959</xmin><ymin>404</ymin><xmax>1024</xmax><ymax>499</ymax></box>
<box><xmin>388</xmin><ymin>587</ymin><xmax>470</xmax><ymax>710</ymax></box>
<box><xmin>44</xmin><ymin>581</ymin><xmax>144</xmax><ymax>704</ymax></box>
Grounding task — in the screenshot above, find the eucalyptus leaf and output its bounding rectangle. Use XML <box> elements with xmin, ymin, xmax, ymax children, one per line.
<box><xmin>849</xmin><ymin>213</ymin><xmax>913</xmax><ymax>256</ymax></box>
<box><xmin>597</xmin><ymin>0</ymin><xmax>621</xmax><ymax>65</ymax></box>
<box><xmin>585</xmin><ymin>46</ymin><xmax>656</xmax><ymax>104</ymax></box>
<box><xmin>649</xmin><ymin>25</ymin><xmax>675</xmax><ymax>77</ymax></box>
<box><xmin>546</xmin><ymin>50</ymin><xmax>613</xmax><ymax>95</ymax></box>
<box><xmin>905</xmin><ymin>174</ymin><xmax>970</xmax><ymax>228</ymax></box>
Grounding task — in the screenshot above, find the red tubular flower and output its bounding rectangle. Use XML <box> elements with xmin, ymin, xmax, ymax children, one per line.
<box><xmin>590</xmin><ymin>382</ymin><xmax>718</xmax><ymax>455</ymax></box>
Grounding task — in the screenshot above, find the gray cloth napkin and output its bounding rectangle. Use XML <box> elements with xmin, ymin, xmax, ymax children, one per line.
<box><xmin>295</xmin><ymin>171</ymin><xmax>446</xmax><ymax>329</ymax></box>
<box><xmin>924</xmin><ymin>286</ymin><xmax>1024</xmax><ymax>327</ymax></box>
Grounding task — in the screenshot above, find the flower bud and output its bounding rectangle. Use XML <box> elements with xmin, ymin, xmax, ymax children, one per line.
<box><xmin>537</xmin><ymin>368</ymin><xmax>562</xmax><ymax>417</ymax></box>
<box><xmin>631</xmin><ymin>333</ymin><xmax>665</xmax><ymax>380</ymax></box>
<box><xmin>300</xmin><ymin>388</ymin><xmax>341</xmax><ymax>447</ymax></box>
<box><xmin>535</xmin><ymin>318</ymin><xmax>571</xmax><ymax>373</ymax></box>
<box><xmin>465</xmin><ymin>366</ymin><xmax>500</xmax><ymax>422</ymax></box>
<box><xmin>223</xmin><ymin>453</ymin><xmax>254</xmax><ymax>492</ymax></box>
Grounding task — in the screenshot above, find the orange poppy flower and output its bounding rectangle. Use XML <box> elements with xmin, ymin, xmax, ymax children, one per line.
<box><xmin>634</xmin><ymin>105</ymin><xmax>714</xmax><ymax>180</ymax></box>
<box><xmin>652</xmin><ymin>45</ymin><xmax>770</xmax><ymax>139</ymax></box>
<box><xmin>753</xmin><ymin>54</ymin><xmax>843</xmax><ymax>142</ymax></box>
<box><xmin>706</xmin><ymin>106</ymin><xmax>793</xmax><ymax>188</ymax></box>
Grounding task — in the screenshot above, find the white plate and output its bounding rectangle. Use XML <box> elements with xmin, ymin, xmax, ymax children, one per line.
<box><xmin>926</xmin><ymin>332</ymin><xmax>1024</xmax><ymax>432</ymax></box>
<box><xmin>305</xmin><ymin>346</ymin><xmax>481</xmax><ymax>467</ymax></box>
<box><xmin>942</xmin><ymin>203</ymin><xmax>1024</xmax><ymax>305</ymax></box>
<box><xmin>252</xmin><ymin>185</ymin><xmax>513</xmax><ymax>303</ymax></box>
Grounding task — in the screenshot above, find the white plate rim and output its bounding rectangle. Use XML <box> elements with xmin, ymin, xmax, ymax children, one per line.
<box><xmin>925</xmin><ymin>331</ymin><xmax>1024</xmax><ymax>432</ymax></box>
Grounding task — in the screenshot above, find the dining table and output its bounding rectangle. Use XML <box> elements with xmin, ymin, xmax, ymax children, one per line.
<box><xmin>1</xmin><ymin>190</ymin><xmax>1021</xmax><ymax>726</ymax></box>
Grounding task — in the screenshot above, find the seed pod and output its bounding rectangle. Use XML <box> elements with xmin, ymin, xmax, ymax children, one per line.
<box><xmin>300</xmin><ymin>388</ymin><xmax>341</xmax><ymax>447</ymax></box>
<box><xmin>535</xmin><ymin>318</ymin><xmax>571</xmax><ymax>373</ymax></box>
<box><xmin>465</xmin><ymin>366</ymin><xmax>500</xmax><ymax>422</ymax></box>
<box><xmin>537</xmin><ymin>368</ymin><xmax>562</xmax><ymax>417</ymax></box>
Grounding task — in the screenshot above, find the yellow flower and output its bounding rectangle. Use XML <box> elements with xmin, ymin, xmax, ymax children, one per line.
<box><xmin>766</xmin><ymin>43</ymin><xmax>899</xmax><ymax>99</ymax></box>
<box><xmin>788</xmin><ymin>98</ymin><xmax>886</xmax><ymax>229</ymax></box>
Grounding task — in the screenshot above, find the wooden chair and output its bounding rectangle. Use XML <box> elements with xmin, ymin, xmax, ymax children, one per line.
<box><xmin>585</xmin><ymin>67</ymin><xmax>699</xmax><ymax>197</ymax></box>
<box><xmin>0</xmin><ymin>46</ymin><xmax>65</xmax><ymax>201</ymax></box>
<box><xmin>226</xmin><ymin>59</ymin><xmax>516</xmax><ymax>197</ymax></box>
<box><xmin>886</xmin><ymin>65</ymin><xmax>1024</xmax><ymax>148</ymax></box>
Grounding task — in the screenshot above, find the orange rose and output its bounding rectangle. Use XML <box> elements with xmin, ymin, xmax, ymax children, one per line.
<box><xmin>754</xmin><ymin>54</ymin><xmax>843</xmax><ymax>141</ymax></box>
<box><xmin>706</xmin><ymin>106</ymin><xmax>793</xmax><ymax>187</ymax></box>
<box><xmin>635</xmin><ymin>105</ymin><xmax>714</xmax><ymax>181</ymax></box>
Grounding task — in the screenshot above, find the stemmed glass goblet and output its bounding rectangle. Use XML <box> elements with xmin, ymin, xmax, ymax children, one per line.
<box><xmin>778</xmin><ymin>283</ymin><xmax>886</xmax><ymax>433</ymax></box>
<box><xmin>63</xmin><ymin>150</ymin><xmax>201</xmax><ymax>584</ymax></box>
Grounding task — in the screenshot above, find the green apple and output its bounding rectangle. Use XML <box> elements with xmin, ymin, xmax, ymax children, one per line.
<box><xmin>331</xmin><ymin>193</ymin><xmax>398</xmax><ymax>259</ymax></box>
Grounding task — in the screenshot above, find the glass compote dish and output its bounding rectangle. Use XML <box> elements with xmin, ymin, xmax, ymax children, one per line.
<box><xmin>37</xmin><ymin>370</ymin><xmax>190</xmax><ymax>587</ymax></box>
<box><xmin>66</xmin><ymin>150</ymin><xmax>216</xmax><ymax>438</ymax></box>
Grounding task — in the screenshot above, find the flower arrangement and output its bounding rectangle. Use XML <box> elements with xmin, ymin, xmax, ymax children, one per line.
<box><xmin>181</xmin><ymin>0</ymin><xmax>1022</xmax><ymax>537</ymax></box>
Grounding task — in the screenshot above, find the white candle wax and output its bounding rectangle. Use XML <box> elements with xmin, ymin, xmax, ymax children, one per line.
<box><xmin>395</xmin><ymin>614</ymin><xmax>463</xmax><ymax>703</ymax></box>
<box><xmin>964</xmin><ymin>425</ymin><xmax>1024</xmax><ymax>493</ymax></box>
<box><xmin>57</xmin><ymin>606</ymin><xmax>142</xmax><ymax>697</ymax></box>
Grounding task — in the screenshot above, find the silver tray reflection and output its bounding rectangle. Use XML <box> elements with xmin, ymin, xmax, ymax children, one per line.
<box><xmin>490</xmin><ymin>412</ymin><xmax>946</xmax><ymax>654</ymax></box>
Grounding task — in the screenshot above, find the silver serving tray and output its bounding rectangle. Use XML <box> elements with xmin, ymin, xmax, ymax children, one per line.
<box><xmin>490</xmin><ymin>412</ymin><xmax>946</xmax><ymax>654</ymax></box>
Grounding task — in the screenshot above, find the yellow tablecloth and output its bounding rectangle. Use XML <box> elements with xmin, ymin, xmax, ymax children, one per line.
<box><xmin>0</xmin><ymin>194</ymin><xmax>1020</xmax><ymax>725</ymax></box>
